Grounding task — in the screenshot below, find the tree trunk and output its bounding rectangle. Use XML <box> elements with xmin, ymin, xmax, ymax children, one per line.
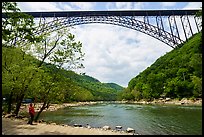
<box><xmin>14</xmin><ymin>93</ymin><xmax>25</xmax><ymax>116</ymax></box>
<box><xmin>7</xmin><ymin>91</ymin><xmax>13</xmax><ymax>114</ymax></box>
<box><xmin>34</xmin><ymin>101</ymin><xmax>47</xmax><ymax>122</ymax></box>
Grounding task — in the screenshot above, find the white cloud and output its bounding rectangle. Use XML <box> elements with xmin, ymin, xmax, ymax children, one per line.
<box><xmin>69</xmin><ymin>2</ymin><xmax>96</xmax><ymax>10</ymax></box>
<box><xmin>160</xmin><ymin>2</ymin><xmax>177</xmax><ymax>7</ymax></box>
<box><xmin>15</xmin><ymin>2</ymin><xmax>200</xmax><ymax>87</ymax></box>
<box><xmin>115</xmin><ymin>2</ymin><xmax>133</xmax><ymax>9</ymax></box>
<box><xmin>106</xmin><ymin>2</ymin><xmax>145</xmax><ymax>10</ymax></box>
<box><xmin>17</xmin><ymin>2</ymin><xmax>96</xmax><ymax>12</ymax></box>
<box><xmin>70</xmin><ymin>24</ymin><xmax>172</xmax><ymax>87</ymax></box>
<box><xmin>183</xmin><ymin>2</ymin><xmax>202</xmax><ymax>9</ymax></box>
<box><xmin>17</xmin><ymin>2</ymin><xmax>61</xmax><ymax>12</ymax></box>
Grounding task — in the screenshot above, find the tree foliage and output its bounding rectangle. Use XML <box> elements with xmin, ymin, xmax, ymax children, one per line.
<box><xmin>2</xmin><ymin>2</ymin><xmax>42</xmax><ymax>48</ymax></box>
<box><xmin>119</xmin><ymin>32</ymin><xmax>202</xmax><ymax>101</ymax></box>
<box><xmin>2</xmin><ymin>2</ymin><xmax>124</xmax><ymax>118</ymax></box>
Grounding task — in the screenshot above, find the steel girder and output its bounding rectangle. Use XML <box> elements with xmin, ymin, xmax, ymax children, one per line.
<box><xmin>34</xmin><ymin>16</ymin><xmax>185</xmax><ymax>48</ymax></box>
<box><xmin>3</xmin><ymin>10</ymin><xmax>201</xmax><ymax>48</ymax></box>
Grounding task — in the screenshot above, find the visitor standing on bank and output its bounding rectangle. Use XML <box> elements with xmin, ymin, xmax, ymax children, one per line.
<box><xmin>27</xmin><ymin>103</ymin><xmax>35</xmax><ymax>125</ymax></box>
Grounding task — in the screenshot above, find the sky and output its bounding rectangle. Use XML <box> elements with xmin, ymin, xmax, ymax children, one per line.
<box><xmin>17</xmin><ymin>2</ymin><xmax>202</xmax><ymax>87</ymax></box>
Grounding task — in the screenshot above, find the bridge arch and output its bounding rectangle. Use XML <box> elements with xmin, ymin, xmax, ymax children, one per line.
<box><xmin>35</xmin><ymin>16</ymin><xmax>183</xmax><ymax>49</ymax></box>
<box><xmin>3</xmin><ymin>10</ymin><xmax>199</xmax><ymax>48</ymax></box>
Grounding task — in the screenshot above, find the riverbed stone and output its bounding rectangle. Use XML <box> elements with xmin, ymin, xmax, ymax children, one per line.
<box><xmin>165</xmin><ymin>98</ymin><xmax>171</xmax><ymax>101</ymax></box>
<box><xmin>126</xmin><ymin>127</ymin><xmax>135</xmax><ymax>133</ymax></box>
<box><xmin>115</xmin><ymin>125</ymin><xmax>122</xmax><ymax>131</ymax></box>
<box><xmin>74</xmin><ymin>124</ymin><xmax>82</xmax><ymax>127</ymax></box>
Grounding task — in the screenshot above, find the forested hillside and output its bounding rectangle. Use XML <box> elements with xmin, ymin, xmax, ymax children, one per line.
<box><xmin>2</xmin><ymin>46</ymin><xmax>124</xmax><ymax>102</ymax></box>
<box><xmin>51</xmin><ymin>66</ymin><xmax>124</xmax><ymax>101</ymax></box>
<box><xmin>118</xmin><ymin>32</ymin><xmax>202</xmax><ymax>101</ymax></box>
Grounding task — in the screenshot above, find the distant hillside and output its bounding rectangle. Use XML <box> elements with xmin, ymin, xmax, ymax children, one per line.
<box><xmin>119</xmin><ymin>32</ymin><xmax>202</xmax><ymax>101</ymax></box>
<box><xmin>57</xmin><ymin>68</ymin><xmax>124</xmax><ymax>101</ymax></box>
<box><xmin>82</xmin><ymin>75</ymin><xmax>100</xmax><ymax>83</ymax></box>
<box><xmin>2</xmin><ymin>46</ymin><xmax>124</xmax><ymax>102</ymax></box>
<box><xmin>104</xmin><ymin>83</ymin><xmax>124</xmax><ymax>91</ymax></box>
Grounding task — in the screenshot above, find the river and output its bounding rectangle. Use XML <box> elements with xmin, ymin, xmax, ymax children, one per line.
<box><xmin>39</xmin><ymin>102</ymin><xmax>202</xmax><ymax>135</ymax></box>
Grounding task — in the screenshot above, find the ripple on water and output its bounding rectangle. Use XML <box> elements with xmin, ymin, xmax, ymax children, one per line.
<box><xmin>39</xmin><ymin>103</ymin><xmax>202</xmax><ymax>135</ymax></box>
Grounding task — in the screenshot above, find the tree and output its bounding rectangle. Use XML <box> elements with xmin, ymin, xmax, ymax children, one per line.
<box><xmin>29</xmin><ymin>26</ymin><xmax>85</xmax><ymax>70</ymax></box>
<box><xmin>2</xmin><ymin>2</ymin><xmax>84</xmax><ymax>117</ymax></box>
<box><xmin>2</xmin><ymin>46</ymin><xmax>40</xmax><ymax>114</ymax></box>
<box><xmin>2</xmin><ymin>2</ymin><xmax>43</xmax><ymax>116</ymax></box>
<box><xmin>2</xmin><ymin>2</ymin><xmax>41</xmax><ymax>48</ymax></box>
<box><xmin>191</xmin><ymin>76</ymin><xmax>202</xmax><ymax>98</ymax></box>
<box><xmin>25</xmin><ymin>24</ymin><xmax>85</xmax><ymax>121</ymax></box>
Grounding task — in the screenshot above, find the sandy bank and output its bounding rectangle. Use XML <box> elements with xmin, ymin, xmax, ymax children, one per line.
<box><xmin>2</xmin><ymin>117</ymin><xmax>133</xmax><ymax>135</ymax></box>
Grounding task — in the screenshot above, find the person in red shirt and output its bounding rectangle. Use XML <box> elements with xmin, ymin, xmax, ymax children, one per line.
<box><xmin>27</xmin><ymin>103</ymin><xmax>35</xmax><ymax>125</ymax></box>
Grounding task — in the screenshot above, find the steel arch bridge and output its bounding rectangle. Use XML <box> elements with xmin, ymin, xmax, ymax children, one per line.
<box><xmin>2</xmin><ymin>10</ymin><xmax>202</xmax><ymax>48</ymax></box>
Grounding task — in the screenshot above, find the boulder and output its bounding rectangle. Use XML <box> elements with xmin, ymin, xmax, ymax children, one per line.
<box><xmin>74</xmin><ymin>124</ymin><xmax>82</xmax><ymax>127</ymax></box>
<box><xmin>126</xmin><ymin>127</ymin><xmax>135</xmax><ymax>133</ymax></box>
<box><xmin>86</xmin><ymin>124</ymin><xmax>91</xmax><ymax>129</ymax></box>
<box><xmin>115</xmin><ymin>125</ymin><xmax>122</xmax><ymax>130</ymax></box>
<box><xmin>165</xmin><ymin>98</ymin><xmax>171</xmax><ymax>101</ymax></box>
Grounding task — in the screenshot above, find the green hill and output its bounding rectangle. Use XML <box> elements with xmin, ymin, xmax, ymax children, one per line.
<box><xmin>2</xmin><ymin>47</ymin><xmax>124</xmax><ymax>102</ymax></box>
<box><xmin>104</xmin><ymin>83</ymin><xmax>124</xmax><ymax>91</ymax></box>
<box><xmin>57</xmin><ymin>68</ymin><xmax>124</xmax><ymax>101</ymax></box>
<box><xmin>119</xmin><ymin>32</ymin><xmax>202</xmax><ymax>101</ymax></box>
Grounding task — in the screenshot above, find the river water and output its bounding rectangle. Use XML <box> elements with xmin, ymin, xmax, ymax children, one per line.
<box><xmin>39</xmin><ymin>103</ymin><xmax>202</xmax><ymax>135</ymax></box>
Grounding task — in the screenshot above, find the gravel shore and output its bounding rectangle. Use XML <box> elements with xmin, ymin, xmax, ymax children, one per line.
<box><xmin>2</xmin><ymin>117</ymin><xmax>132</xmax><ymax>135</ymax></box>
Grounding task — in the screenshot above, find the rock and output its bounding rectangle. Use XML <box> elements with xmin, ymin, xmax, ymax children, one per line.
<box><xmin>126</xmin><ymin>127</ymin><xmax>135</xmax><ymax>133</ymax></box>
<box><xmin>38</xmin><ymin>119</ymin><xmax>45</xmax><ymax>123</ymax></box>
<box><xmin>103</xmin><ymin>125</ymin><xmax>111</xmax><ymax>130</ymax></box>
<box><xmin>115</xmin><ymin>125</ymin><xmax>122</xmax><ymax>130</ymax></box>
<box><xmin>86</xmin><ymin>124</ymin><xmax>91</xmax><ymax>129</ymax></box>
<box><xmin>74</xmin><ymin>124</ymin><xmax>82</xmax><ymax>127</ymax></box>
<box><xmin>165</xmin><ymin>98</ymin><xmax>171</xmax><ymax>101</ymax></box>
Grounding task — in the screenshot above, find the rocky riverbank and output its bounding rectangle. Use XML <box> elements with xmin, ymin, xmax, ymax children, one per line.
<box><xmin>2</xmin><ymin>102</ymin><xmax>99</xmax><ymax>122</ymax></box>
<box><xmin>18</xmin><ymin>98</ymin><xmax>202</xmax><ymax>114</ymax></box>
<box><xmin>2</xmin><ymin>117</ymin><xmax>133</xmax><ymax>135</ymax></box>
<box><xmin>124</xmin><ymin>98</ymin><xmax>202</xmax><ymax>106</ymax></box>
<box><xmin>18</xmin><ymin>101</ymin><xmax>98</xmax><ymax>114</ymax></box>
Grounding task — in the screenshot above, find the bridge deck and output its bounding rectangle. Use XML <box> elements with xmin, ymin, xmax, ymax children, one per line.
<box><xmin>2</xmin><ymin>10</ymin><xmax>199</xmax><ymax>18</ymax></box>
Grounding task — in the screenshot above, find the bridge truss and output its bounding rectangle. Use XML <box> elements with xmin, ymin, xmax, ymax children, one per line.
<box><xmin>2</xmin><ymin>10</ymin><xmax>202</xmax><ymax>48</ymax></box>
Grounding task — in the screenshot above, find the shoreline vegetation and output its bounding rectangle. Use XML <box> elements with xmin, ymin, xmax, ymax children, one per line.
<box><xmin>2</xmin><ymin>98</ymin><xmax>202</xmax><ymax>135</ymax></box>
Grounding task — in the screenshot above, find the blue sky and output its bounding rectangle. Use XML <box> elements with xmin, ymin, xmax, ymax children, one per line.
<box><xmin>17</xmin><ymin>2</ymin><xmax>202</xmax><ymax>87</ymax></box>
